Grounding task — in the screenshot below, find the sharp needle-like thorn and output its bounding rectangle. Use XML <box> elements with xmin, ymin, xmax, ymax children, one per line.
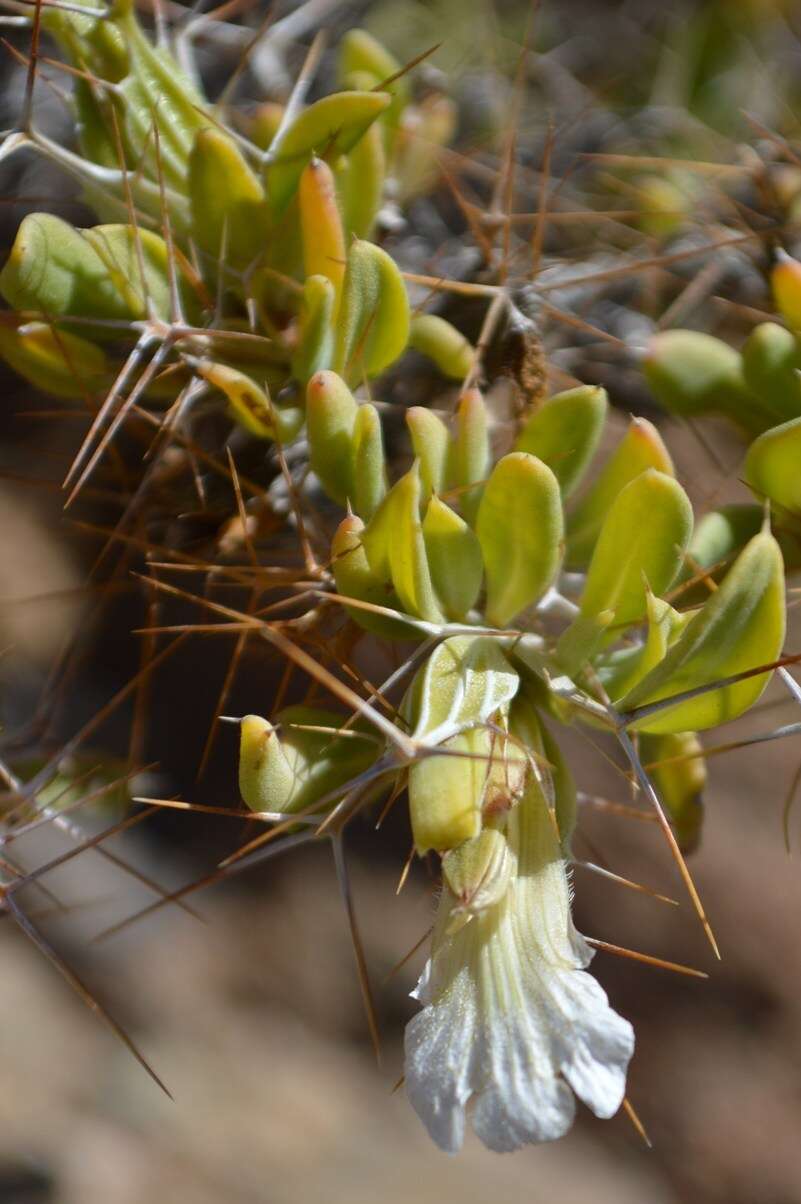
<box><xmin>331</xmin><ymin>832</ymin><xmax>381</xmax><ymax>1067</ymax></box>
<box><xmin>576</xmin><ymin>861</ymin><xmax>679</xmax><ymax>907</ymax></box>
<box><xmin>5</xmin><ymin>891</ymin><xmax>172</xmax><ymax>1098</ymax></box>
<box><xmin>622</xmin><ymin>1097</ymin><xmax>652</xmax><ymax>1149</ymax></box>
<box><xmin>618</xmin><ymin>728</ymin><xmax>720</xmax><ymax>960</ymax></box>
<box><xmin>586</xmin><ymin>937</ymin><xmax>708</xmax><ymax>979</ymax></box>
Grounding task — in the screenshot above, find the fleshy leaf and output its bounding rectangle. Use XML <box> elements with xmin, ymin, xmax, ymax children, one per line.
<box><xmin>333</xmin><ymin>238</ymin><xmax>410</xmax><ymax>381</ymax></box>
<box><xmin>578</xmin><ymin>469</ymin><xmax>693</xmax><ymax>627</ymax></box>
<box><xmin>239</xmin><ymin>706</ymin><xmax>376</xmax><ymax>814</ymax></box>
<box><xmin>745</xmin><ymin>415</ymin><xmax>801</xmax><ymax>514</ymax></box>
<box><xmin>515</xmin><ymin>385</ymin><xmax>607</xmax><ymax>498</ymax></box>
<box><xmin>188</xmin><ymin>127</ymin><xmax>269</xmax><ymax>268</ymax></box>
<box><xmin>265</xmin><ymin>91</ymin><xmax>391</xmax><ymax>216</ymax></box>
<box><xmin>299</xmin><ymin>157</ymin><xmax>346</xmax><ymax>310</ymax></box>
<box><xmin>409</xmin><ymin>314</ymin><xmax>474</xmax><ymax>380</ymax></box>
<box><xmin>422</xmin><ymin>494</ymin><xmax>483</xmax><ymax>619</ymax></box>
<box><xmin>621</xmin><ymin>530</ymin><xmax>786</xmax><ymax>733</ymax></box>
<box><xmin>0</xmin><ymin>321</ymin><xmax>108</xmax><ymax>398</ymax></box>
<box><xmin>742</xmin><ymin>322</ymin><xmax>801</xmax><ymax>423</ymax></box>
<box><xmin>407</xmin><ymin>407</ymin><xmax>451</xmax><ymax>498</ymax></box>
<box><xmin>306</xmin><ymin>370</ymin><xmax>359</xmax><ymax>504</ymax></box>
<box><xmin>476</xmin><ymin>453</ymin><xmax>563</xmax><ymax>627</ymax></box>
<box><xmin>447</xmin><ymin>388</ymin><xmax>489</xmax><ymax>525</ymax></box>
<box><xmin>565</xmin><ymin>417</ymin><xmax>673</xmax><ymax>568</ymax></box>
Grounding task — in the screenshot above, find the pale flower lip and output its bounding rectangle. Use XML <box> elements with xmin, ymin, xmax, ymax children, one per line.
<box><xmin>404</xmin><ymin>788</ymin><xmax>634</xmax><ymax>1154</ymax></box>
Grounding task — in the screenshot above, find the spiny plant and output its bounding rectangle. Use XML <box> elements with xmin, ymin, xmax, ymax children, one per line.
<box><xmin>1</xmin><ymin>0</ymin><xmax>801</xmax><ymax>1160</ymax></box>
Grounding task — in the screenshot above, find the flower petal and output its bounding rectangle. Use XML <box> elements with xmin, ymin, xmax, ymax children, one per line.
<box><xmin>404</xmin><ymin>781</ymin><xmax>634</xmax><ymax>1153</ymax></box>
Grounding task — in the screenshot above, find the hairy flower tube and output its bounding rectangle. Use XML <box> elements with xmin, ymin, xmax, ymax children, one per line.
<box><xmin>405</xmin><ymin>776</ymin><xmax>634</xmax><ymax>1153</ymax></box>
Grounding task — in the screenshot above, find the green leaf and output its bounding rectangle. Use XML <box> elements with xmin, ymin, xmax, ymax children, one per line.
<box><xmin>644</xmin><ymin>329</ymin><xmax>751</xmax><ymax>417</ymax></box>
<box><xmin>476</xmin><ymin>452</ymin><xmax>563</xmax><ymax>626</ymax></box>
<box><xmin>188</xmin><ymin>127</ymin><xmax>269</xmax><ymax>268</ymax></box>
<box><xmin>0</xmin><ymin>321</ymin><xmax>108</xmax><ymax>399</ymax></box>
<box><xmin>292</xmin><ymin>275</ymin><xmax>335</xmax><ymax>384</ymax></box>
<box><xmin>306</xmin><ymin>370</ymin><xmax>359</xmax><ymax>503</ymax></box>
<box><xmin>555</xmin><ymin>610</ymin><xmax>614</xmax><ymax>678</ymax></box>
<box><xmin>599</xmin><ymin>591</ymin><xmax>688</xmax><ymax>702</ymax></box>
<box><xmin>338</xmin><ymin>29</ymin><xmax>408</xmax><ymax>134</ymax></box>
<box><xmin>265</xmin><ymin>91</ymin><xmax>391</xmax><ymax>215</ymax></box>
<box><xmin>239</xmin><ymin>705</ymin><xmax>377</xmax><ymax>813</ymax></box>
<box><xmin>351</xmin><ymin>402</ymin><xmax>387</xmax><ymax>520</ymax></box>
<box><xmin>639</xmin><ymin>731</ymin><xmax>706</xmax><ymax>854</ymax></box>
<box><xmin>408</xmin><ymin>314</ymin><xmax>474</xmax><ymax>380</ymax></box>
<box><xmin>406</xmin><ymin>407</ymin><xmax>450</xmax><ymax>497</ymax></box>
<box><xmin>333</xmin><ymin>238</ymin><xmax>410</xmax><ymax>381</ymax></box>
<box><xmin>745</xmin><ymin>415</ymin><xmax>801</xmax><ymax>513</ymax></box>
<box><xmin>422</xmin><ymin>495</ymin><xmax>483</xmax><ymax>619</ymax></box>
<box><xmin>196</xmin><ymin>360</ymin><xmax>302</xmax><ymax>442</ymax></box>
<box><xmin>565</xmin><ymin>416</ymin><xmax>673</xmax><ymax>568</ymax></box>
<box><xmin>514</xmin><ymin>385</ymin><xmax>608</xmax><ymax>498</ymax></box>
<box><xmin>331</xmin><ymin>515</ymin><xmax>413</xmax><ymax>640</ymax></box>
<box><xmin>621</xmin><ymin>530</ymin><xmax>786</xmax><ymax>734</ymax></box>
<box><xmin>1</xmin><ymin>214</ymin><xmax>164</xmax><ymax>325</ymax></box>
<box><xmin>447</xmin><ymin>388</ymin><xmax>490</xmax><ymax>525</ymax></box>
<box><xmin>578</xmin><ymin>469</ymin><xmax>693</xmax><ymax>627</ymax></box>
<box><xmin>742</xmin><ymin>322</ymin><xmax>801</xmax><ymax>423</ymax></box>
<box><xmin>363</xmin><ymin>463</ymin><xmax>443</xmax><ymax>622</ymax></box>
<box><xmin>336</xmin><ymin>120</ymin><xmax>386</xmax><ymax>240</ymax></box>
<box><xmin>687</xmin><ymin>504</ymin><xmax>764</xmax><ymax>574</ymax></box>
<box><xmin>644</xmin><ymin>329</ymin><xmax>774</xmax><ymax>435</ymax></box>
<box><xmin>407</xmin><ymin>635</ymin><xmax>520</xmax><ymax>745</ymax></box>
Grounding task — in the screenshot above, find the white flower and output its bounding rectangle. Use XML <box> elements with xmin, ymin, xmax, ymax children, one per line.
<box><xmin>404</xmin><ymin>787</ymin><xmax>634</xmax><ymax>1154</ymax></box>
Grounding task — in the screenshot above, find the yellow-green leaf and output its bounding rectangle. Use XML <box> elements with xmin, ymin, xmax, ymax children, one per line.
<box><xmin>476</xmin><ymin>452</ymin><xmax>563</xmax><ymax>627</ymax></box>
